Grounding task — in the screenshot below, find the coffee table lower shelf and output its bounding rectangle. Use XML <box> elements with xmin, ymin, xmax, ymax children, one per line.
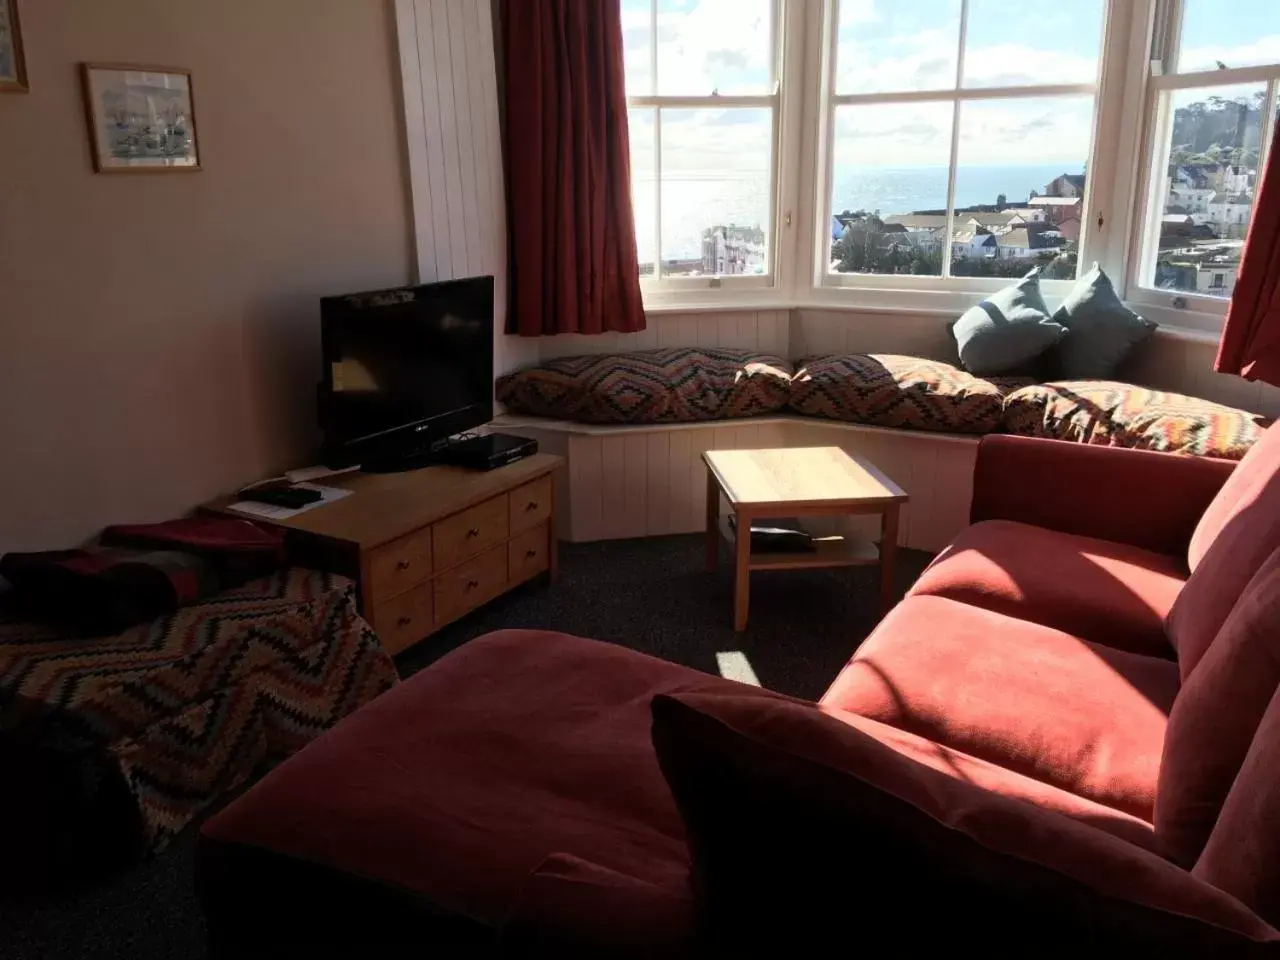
<box><xmin>716</xmin><ymin>516</ymin><xmax>880</xmax><ymax>571</ymax></box>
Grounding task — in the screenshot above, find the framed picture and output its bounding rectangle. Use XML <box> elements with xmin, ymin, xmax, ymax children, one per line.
<box><xmin>80</xmin><ymin>63</ymin><xmax>201</xmax><ymax>173</ymax></box>
<box><xmin>0</xmin><ymin>0</ymin><xmax>27</xmax><ymax>92</ymax></box>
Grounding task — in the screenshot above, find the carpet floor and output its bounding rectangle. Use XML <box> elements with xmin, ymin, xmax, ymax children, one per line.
<box><xmin>0</xmin><ymin>533</ymin><xmax>931</xmax><ymax>959</ymax></box>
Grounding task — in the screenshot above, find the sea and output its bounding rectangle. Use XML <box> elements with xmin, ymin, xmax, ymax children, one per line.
<box><xmin>635</xmin><ymin>163</ymin><xmax>1080</xmax><ymax>261</ymax></box>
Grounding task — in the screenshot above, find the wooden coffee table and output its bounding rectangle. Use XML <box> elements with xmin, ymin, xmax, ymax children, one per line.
<box><xmin>703</xmin><ymin>447</ymin><xmax>909</xmax><ymax>631</ymax></box>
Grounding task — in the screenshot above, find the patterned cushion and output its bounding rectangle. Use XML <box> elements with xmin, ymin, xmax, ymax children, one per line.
<box><xmin>788</xmin><ymin>354</ymin><xmax>1032</xmax><ymax>434</ymax></box>
<box><xmin>1003</xmin><ymin>381</ymin><xmax>1268</xmax><ymax>460</ymax></box>
<box><xmin>496</xmin><ymin>348</ymin><xmax>793</xmax><ymax>424</ymax></box>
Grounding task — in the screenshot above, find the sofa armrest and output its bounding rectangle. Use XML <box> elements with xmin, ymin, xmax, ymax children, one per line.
<box><xmin>971</xmin><ymin>436</ymin><xmax>1236</xmax><ymax>557</ymax></box>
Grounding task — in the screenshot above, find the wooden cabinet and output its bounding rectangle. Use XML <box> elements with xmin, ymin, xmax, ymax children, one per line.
<box><xmin>205</xmin><ymin>454</ymin><xmax>562</xmax><ymax>656</ymax></box>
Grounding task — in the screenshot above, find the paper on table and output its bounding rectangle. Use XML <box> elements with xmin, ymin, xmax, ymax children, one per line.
<box><xmin>227</xmin><ymin>483</ymin><xmax>352</xmax><ymax>521</ymax></box>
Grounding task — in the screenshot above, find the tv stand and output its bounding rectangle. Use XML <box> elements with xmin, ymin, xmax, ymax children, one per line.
<box><xmin>203</xmin><ymin>454</ymin><xmax>562</xmax><ymax>655</ymax></box>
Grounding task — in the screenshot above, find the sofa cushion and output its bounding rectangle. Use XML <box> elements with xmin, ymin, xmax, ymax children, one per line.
<box><xmin>1194</xmin><ymin>684</ymin><xmax>1280</xmax><ymax>929</ymax></box>
<box><xmin>651</xmin><ymin>691</ymin><xmax>1278</xmax><ymax>955</ymax></box>
<box><xmin>820</xmin><ymin>595</ymin><xmax>1180</xmax><ymax>818</ymax></box>
<box><xmin>199</xmin><ymin>630</ymin><xmax>731</xmax><ymax>941</ymax></box>
<box><xmin>1158</xmin><ymin>547</ymin><xmax>1280</xmax><ymax>867</ymax></box>
<box><xmin>1003</xmin><ymin>380</ymin><xmax>1266</xmax><ymax>460</ymax></box>
<box><xmin>495</xmin><ymin>347</ymin><xmax>792</xmax><ymax>424</ymax></box>
<box><xmin>787</xmin><ymin>353</ymin><xmax>1030</xmax><ymax>434</ymax></box>
<box><xmin>907</xmin><ymin>519</ymin><xmax>1184</xmax><ymax>657</ymax></box>
<box><xmin>951</xmin><ymin>270</ymin><xmax>1067</xmax><ymax>376</ymax></box>
<box><xmin>1169</xmin><ymin>423</ymin><xmax>1280</xmax><ymax>679</ymax></box>
<box><xmin>1050</xmin><ymin>264</ymin><xmax>1158</xmax><ymax>380</ymax></box>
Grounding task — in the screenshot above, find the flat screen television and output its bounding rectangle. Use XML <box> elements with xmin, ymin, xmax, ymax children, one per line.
<box><xmin>319</xmin><ymin>276</ymin><xmax>494</xmax><ymax>470</ymax></box>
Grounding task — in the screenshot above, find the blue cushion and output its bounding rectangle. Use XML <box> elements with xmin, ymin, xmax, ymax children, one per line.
<box><xmin>952</xmin><ymin>270</ymin><xmax>1066</xmax><ymax>376</ymax></box>
<box><xmin>1051</xmin><ymin>264</ymin><xmax>1157</xmax><ymax>379</ymax></box>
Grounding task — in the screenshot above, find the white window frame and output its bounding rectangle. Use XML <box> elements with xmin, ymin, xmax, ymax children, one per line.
<box><xmin>1124</xmin><ymin>0</ymin><xmax>1280</xmax><ymax>333</ymax></box>
<box><xmin>627</xmin><ymin>0</ymin><xmax>792</xmax><ymax>305</ymax></box>
<box><xmin>808</xmin><ymin>0</ymin><xmax>1118</xmax><ymax>309</ymax></box>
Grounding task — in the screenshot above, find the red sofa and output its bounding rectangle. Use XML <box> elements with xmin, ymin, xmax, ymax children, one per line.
<box><xmin>197</xmin><ymin>430</ymin><xmax>1280</xmax><ymax>956</ymax></box>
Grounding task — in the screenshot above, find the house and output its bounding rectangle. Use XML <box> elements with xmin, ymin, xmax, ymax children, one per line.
<box><xmin>950</xmin><ymin>228</ymin><xmax>997</xmax><ymax>259</ymax></box>
<box><xmin>1043</xmin><ymin>173</ymin><xmax>1086</xmax><ymax>198</ymax></box>
<box><xmin>883</xmin><ymin>213</ymin><xmax>949</xmax><ymax>230</ymax></box>
<box><xmin>1056</xmin><ymin>216</ymin><xmax>1082</xmax><ymax>242</ymax></box>
<box><xmin>1197</xmin><ymin>264</ymin><xmax>1239</xmax><ymax>297</ymax></box>
<box><xmin>701</xmin><ymin>225</ymin><xmax>766</xmax><ymax>276</ymax></box>
<box><xmin>1026</xmin><ymin>196</ymin><xmax>1083</xmax><ymax>226</ymax></box>
<box><xmin>964</xmin><ymin>211</ymin><xmax>1025</xmax><ymax>234</ymax></box>
<box><xmin>1001</xmin><ymin>206</ymin><xmax>1046</xmax><ymax>223</ymax></box>
<box><xmin>1207</xmin><ymin>193</ymin><xmax>1253</xmax><ymax>239</ymax></box>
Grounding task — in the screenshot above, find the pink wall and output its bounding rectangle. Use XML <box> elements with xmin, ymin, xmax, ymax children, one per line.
<box><xmin>0</xmin><ymin>0</ymin><xmax>413</xmax><ymax>552</ymax></box>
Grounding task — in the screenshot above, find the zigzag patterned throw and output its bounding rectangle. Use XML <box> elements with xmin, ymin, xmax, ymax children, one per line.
<box><xmin>0</xmin><ymin>568</ymin><xmax>398</xmax><ymax>853</ymax></box>
<box><xmin>496</xmin><ymin>347</ymin><xmax>793</xmax><ymax>424</ymax></box>
<box><xmin>789</xmin><ymin>354</ymin><xmax>1032</xmax><ymax>434</ymax></box>
<box><xmin>1003</xmin><ymin>381</ymin><xmax>1269</xmax><ymax>460</ymax></box>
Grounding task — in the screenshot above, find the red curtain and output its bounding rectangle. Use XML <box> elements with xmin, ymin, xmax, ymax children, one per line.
<box><xmin>499</xmin><ymin>0</ymin><xmax>646</xmax><ymax>337</ymax></box>
<box><xmin>1216</xmin><ymin>138</ymin><xmax>1280</xmax><ymax>385</ymax></box>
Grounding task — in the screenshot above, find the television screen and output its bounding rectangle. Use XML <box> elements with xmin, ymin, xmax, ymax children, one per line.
<box><xmin>320</xmin><ymin>276</ymin><xmax>494</xmax><ymax>464</ymax></box>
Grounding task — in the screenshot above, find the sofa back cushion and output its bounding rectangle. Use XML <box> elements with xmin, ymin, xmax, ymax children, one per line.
<box><xmin>1168</xmin><ymin>424</ymin><xmax>1280</xmax><ymax>678</ymax></box>
<box><xmin>1193</xmin><ymin>684</ymin><xmax>1280</xmax><ymax>929</ymax></box>
<box><xmin>650</xmin><ymin>690</ymin><xmax>1278</xmax><ymax>954</ymax></box>
<box><xmin>788</xmin><ymin>354</ymin><xmax>1029</xmax><ymax>434</ymax></box>
<box><xmin>1156</xmin><ymin>547</ymin><xmax>1280</xmax><ymax>866</ymax></box>
<box><xmin>494</xmin><ymin>348</ymin><xmax>792</xmax><ymax>424</ymax></box>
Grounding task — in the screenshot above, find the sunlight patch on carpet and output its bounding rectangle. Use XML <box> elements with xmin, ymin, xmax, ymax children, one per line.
<box><xmin>716</xmin><ymin>650</ymin><xmax>761</xmax><ymax>687</ymax></box>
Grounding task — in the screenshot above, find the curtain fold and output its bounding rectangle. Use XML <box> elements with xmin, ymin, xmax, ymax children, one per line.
<box><xmin>1215</xmin><ymin>139</ymin><xmax>1280</xmax><ymax>385</ymax></box>
<box><xmin>499</xmin><ymin>0</ymin><xmax>646</xmax><ymax>337</ymax></box>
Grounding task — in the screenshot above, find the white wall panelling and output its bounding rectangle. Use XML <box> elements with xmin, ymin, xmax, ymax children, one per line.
<box><xmin>496</xmin><ymin>415</ymin><xmax>979</xmax><ymax>553</ymax></box>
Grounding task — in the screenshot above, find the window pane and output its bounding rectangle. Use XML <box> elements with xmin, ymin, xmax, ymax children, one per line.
<box><xmin>629</xmin><ymin>108</ymin><xmax>657</xmax><ymax>276</ymax></box>
<box><xmin>962</xmin><ymin>0</ymin><xmax>1103</xmax><ymax>89</ymax></box>
<box><xmin>656</xmin><ymin>0</ymin><xmax>772</xmax><ymax>96</ymax></box>
<box><xmin>835</xmin><ymin>0</ymin><xmax>960</xmax><ymax>95</ymax></box>
<box><xmin>1150</xmin><ymin>84</ymin><xmax>1264</xmax><ymax>298</ymax></box>
<box><xmin>829</xmin><ymin>102</ymin><xmax>954</xmax><ymax>276</ymax></box>
<box><xmin>659</xmin><ymin>108</ymin><xmax>772</xmax><ymax>276</ymax></box>
<box><xmin>1177</xmin><ymin>0</ymin><xmax>1280</xmax><ymax>74</ymax></box>
<box><xmin>952</xmin><ymin>96</ymin><xmax>1095</xmax><ymax>278</ymax></box>
<box><xmin>622</xmin><ymin>0</ymin><xmax>653</xmax><ymax>97</ymax></box>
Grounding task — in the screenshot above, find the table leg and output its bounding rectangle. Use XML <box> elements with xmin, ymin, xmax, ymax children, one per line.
<box><xmin>879</xmin><ymin>504</ymin><xmax>900</xmax><ymax>615</ymax></box>
<box><xmin>705</xmin><ymin>468</ymin><xmax>720</xmax><ymax>573</ymax></box>
<box><xmin>734</xmin><ymin>510</ymin><xmax>751</xmax><ymax>632</ymax></box>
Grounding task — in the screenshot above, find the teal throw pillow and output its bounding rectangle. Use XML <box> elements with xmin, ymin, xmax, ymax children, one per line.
<box><xmin>1051</xmin><ymin>263</ymin><xmax>1157</xmax><ymax>379</ymax></box>
<box><xmin>952</xmin><ymin>270</ymin><xmax>1066</xmax><ymax>376</ymax></box>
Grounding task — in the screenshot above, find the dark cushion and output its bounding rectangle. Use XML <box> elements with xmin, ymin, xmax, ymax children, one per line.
<box><xmin>787</xmin><ymin>354</ymin><xmax>1030</xmax><ymax>434</ymax></box>
<box><xmin>495</xmin><ymin>347</ymin><xmax>792</xmax><ymax>424</ymax></box>
<box><xmin>1050</xmin><ymin>263</ymin><xmax>1157</xmax><ymax>379</ymax></box>
<box><xmin>651</xmin><ymin>690</ymin><xmax>1279</xmax><ymax>955</ymax></box>
<box><xmin>951</xmin><ymin>270</ymin><xmax>1066</xmax><ymax>376</ymax></box>
<box><xmin>820</xmin><ymin>595</ymin><xmax>1179</xmax><ymax>819</ymax></box>
<box><xmin>1003</xmin><ymin>380</ymin><xmax>1267</xmax><ymax>460</ymax></box>
<box><xmin>907</xmin><ymin>519</ymin><xmax>1184</xmax><ymax>657</ymax></box>
<box><xmin>1170</xmin><ymin>423</ymin><xmax>1280</xmax><ymax>678</ymax></box>
<box><xmin>1193</xmin><ymin>684</ymin><xmax>1280</xmax><ymax>930</ymax></box>
<box><xmin>1158</xmin><ymin>547</ymin><xmax>1280</xmax><ymax>867</ymax></box>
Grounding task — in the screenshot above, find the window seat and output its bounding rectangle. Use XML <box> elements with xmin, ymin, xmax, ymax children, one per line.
<box><xmin>495</xmin><ymin>348</ymin><xmax>1269</xmax><ymax>550</ymax></box>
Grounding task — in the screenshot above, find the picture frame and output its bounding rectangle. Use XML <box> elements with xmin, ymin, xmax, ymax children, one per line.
<box><xmin>80</xmin><ymin>63</ymin><xmax>201</xmax><ymax>173</ymax></box>
<box><xmin>0</xmin><ymin>0</ymin><xmax>27</xmax><ymax>93</ymax></box>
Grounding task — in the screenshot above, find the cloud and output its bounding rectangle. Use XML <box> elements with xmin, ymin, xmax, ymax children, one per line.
<box><xmin>1179</xmin><ymin>35</ymin><xmax>1280</xmax><ymax>73</ymax></box>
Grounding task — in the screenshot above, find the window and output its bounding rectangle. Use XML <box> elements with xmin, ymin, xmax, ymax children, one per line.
<box><xmin>622</xmin><ymin>0</ymin><xmax>781</xmax><ymax>286</ymax></box>
<box><xmin>1134</xmin><ymin>0</ymin><xmax>1280</xmax><ymax>304</ymax></box>
<box><xmin>821</xmin><ymin>0</ymin><xmax>1106</xmax><ymax>285</ymax></box>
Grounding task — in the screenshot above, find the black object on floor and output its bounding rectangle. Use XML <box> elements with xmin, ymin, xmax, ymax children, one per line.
<box><xmin>0</xmin><ymin>534</ymin><xmax>931</xmax><ymax>960</ymax></box>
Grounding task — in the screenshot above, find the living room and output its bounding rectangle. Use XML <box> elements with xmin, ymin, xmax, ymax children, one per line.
<box><xmin>4</xmin><ymin>0</ymin><xmax>1280</xmax><ymax>956</ymax></box>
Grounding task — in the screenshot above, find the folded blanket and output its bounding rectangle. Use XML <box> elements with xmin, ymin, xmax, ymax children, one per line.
<box><xmin>0</xmin><ymin>517</ymin><xmax>285</xmax><ymax>633</ymax></box>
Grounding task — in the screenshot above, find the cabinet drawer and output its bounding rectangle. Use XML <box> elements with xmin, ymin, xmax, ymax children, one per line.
<box><xmin>508</xmin><ymin>523</ymin><xmax>550</xmax><ymax>582</ymax></box>
<box><xmin>509</xmin><ymin>476</ymin><xmax>553</xmax><ymax>534</ymax></box>
<box><xmin>434</xmin><ymin>544</ymin><xmax>508</xmax><ymax>627</ymax></box>
<box><xmin>367</xmin><ymin>527</ymin><xmax>433</xmax><ymax>601</ymax></box>
<box><xmin>433</xmin><ymin>495</ymin><xmax>509</xmax><ymax>572</ymax></box>
<box><xmin>372</xmin><ymin>584</ymin><xmax>433</xmax><ymax>656</ymax></box>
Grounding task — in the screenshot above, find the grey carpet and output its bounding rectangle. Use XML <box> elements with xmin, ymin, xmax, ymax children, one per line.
<box><xmin>0</xmin><ymin>533</ymin><xmax>931</xmax><ymax>959</ymax></box>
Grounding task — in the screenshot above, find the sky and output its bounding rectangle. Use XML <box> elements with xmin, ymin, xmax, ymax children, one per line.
<box><xmin>622</xmin><ymin>0</ymin><xmax>1280</xmax><ymax>174</ymax></box>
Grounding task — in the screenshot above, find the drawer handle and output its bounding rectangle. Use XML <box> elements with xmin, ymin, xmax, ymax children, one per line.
<box><xmin>397</xmin><ymin>616</ymin><xmax>412</xmax><ymax>627</ymax></box>
<box><xmin>466</xmin><ymin>527</ymin><xmax>480</xmax><ymax>538</ymax></box>
<box><xmin>395</xmin><ymin>559</ymin><xmax>412</xmax><ymax>571</ymax></box>
<box><xmin>525</xmin><ymin>501</ymin><xmax>539</xmax><ymax>512</ymax></box>
<box><xmin>525</xmin><ymin>549</ymin><xmax>537</xmax><ymax>559</ymax></box>
<box><xmin>466</xmin><ymin>578</ymin><xmax>480</xmax><ymax>590</ymax></box>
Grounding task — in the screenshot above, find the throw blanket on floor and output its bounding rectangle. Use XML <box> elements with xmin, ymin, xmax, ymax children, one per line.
<box><xmin>0</xmin><ymin>568</ymin><xmax>398</xmax><ymax>853</ymax></box>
